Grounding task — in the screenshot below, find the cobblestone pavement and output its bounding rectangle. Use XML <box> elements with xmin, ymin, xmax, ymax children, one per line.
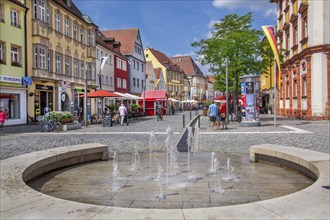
<box><xmin>0</xmin><ymin>111</ymin><xmax>329</xmax><ymax>160</ymax></box>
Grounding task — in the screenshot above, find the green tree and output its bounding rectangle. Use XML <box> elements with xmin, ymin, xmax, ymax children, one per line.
<box><xmin>192</xmin><ymin>13</ymin><xmax>264</xmax><ymax>109</ymax></box>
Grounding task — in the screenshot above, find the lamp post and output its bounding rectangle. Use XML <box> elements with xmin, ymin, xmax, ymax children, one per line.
<box><xmin>84</xmin><ymin>62</ymin><xmax>88</xmax><ymax>127</ymax></box>
<box><xmin>142</xmin><ymin>81</ymin><xmax>146</xmax><ymax>115</ymax></box>
<box><xmin>98</xmin><ymin>56</ymin><xmax>108</xmax><ymax>114</ymax></box>
<box><xmin>225</xmin><ymin>58</ymin><xmax>229</xmax><ymax>125</ymax></box>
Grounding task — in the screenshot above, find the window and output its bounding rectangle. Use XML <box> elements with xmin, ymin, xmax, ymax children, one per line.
<box><xmin>137</xmin><ymin>79</ymin><xmax>140</xmax><ymax>88</ymax></box>
<box><xmin>65</xmin><ymin>56</ymin><xmax>71</xmax><ymax>75</ymax></box>
<box><xmin>55</xmin><ymin>12</ymin><xmax>61</xmax><ymax>32</ymax></box>
<box><xmin>133</xmin><ymin>77</ymin><xmax>136</xmax><ymax>87</ymax></box>
<box><xmin>105</xmin><ymin>53</ymin><xmax>108</xmax><ymax>63</ymax></box>
<box><xmin>74</xmin><ymin>59</ymin><xmax>79</xmax><ymax>77</ymax></box>
<box><xmin>0</xmin><ymin>3</ymin><xmax>4</xmax><ymax>22</ymax></box>
<box><xmin>133</xmin><ymin>60</ymin><xmax>136</xmax><ymax>69</ymax></box>
<box><xmin>123</xmin><ymin>79</ymin><xmax>127</xmax><ymax>89</ymax></box>
<box><xmin>116</xmin><ymin>57</ymin><xmax>121</xmax><ymax>69</ymax></box>
<box><xmin>80</xmin><ymin>27</ymin><xmax>85</xmax><ymax>44</ymax></box>
<box><xmin>96</xmin><ymin>49</ymin><xmax>99</xmax><ymax>60</ymax></box>
<box><xmin>65</xmin><ymin>18</ymin><xmax>71</xmax><ymax>37</ymax></box>
<box><xmin>293</xmin><ymin>25</ymin><xmax>298</xmax><ymax>46</ymax></box>
<box><xmin>55</xmin><ymin>53</ymin><xmax>62</xmax><ymax>74</ymax></box>
<box><xmin>0</xmin><ymin>41</ymin><xmax>6</xmax><ymax>64</ymax></box>
<box><xmin>39</xmin><ymin>0</ymin><xmax>46</xmax><ymax>22</ymax></box>
<box><xmin>73</xmin><ymin>23</ymin><xmax>78</xmax><ymax>40</ymax></box>
<box><xmin>285</xmin><ymin>31</ymin><xmax>290</xmax><ymax>50</ymax></box>
<box><xmin>39</xmin><ymin>47</ymin><xmax>46</xmax><ymax>69</ymax></box>
<box><xmin>81</xmin><ymin>62</ymin><xmax>85</xmax><ymax>78</ymax></box>
<box><xmin>11</xmin><ymin>45</ymin><xmax>20</xmax><ymax>65</ymax></box>
<box><xmin>302</xmin><ymin>76</ymin><xmax>307</xmax><ymax>96</ymax></box>
<box><xmin>34</xmin><ymin>46</ymin><xmax>38</xmax><ymax>68</ymax></box>
<box><xmin>91</xmin><ymin>64</ymin><xmax>95</xmax><ymax>80</ymax></box>
<box><xmin>101</xmin><ymin>51</ymin><xmax>103</xmax><ymax>59</ymax></box>
<box><xmin>88</xmin><ymin>30</ymin><xmax>92</xmax><ymax>46</ymax></box>
<box><xmin>141</xmin><ymin>63</ymin><xmax>144</xmax><ymax>72</ymax></box>
<box><xmin>109</xmin><ymin>54</ymin><xmax>113</xmax><ymax>65</ymax></box>
<box><xmin>117</xmin><ymin>78</ymin><xmax>121</xmax><ymax>88</ymax></box>
<box><xmin>47</xmin><ymin>50</ymin><xmax>53</xmax><ymax>72</ymax></box>
<box><xmin>10</xmin><ymin>9</ymin><xmax>19</xmax><ymax>27</ymax></box>
<box><xmin>137</xmin><ymin>61</ymin><xmax>139</xmax><ymax>71</ymax></box>
<box><xmin>106</xmin><ymin>76</ymin><xmax>109</xmax><ymax>85</ymax></box>
<box><xmin>302</xmin><ymin>16</ymin><xmax>308</xmax><ymax>38</ymax></box>
<box><xmin>122</xmin><ymin>60</ymin><xmax>126</xmax><ymax>71</ymax></box>
<box><xmin>286</xmin><ymin>81</ymin><xmax>290</xmax><ymax>98</ymax></box>
<box><xmin>0</xmin><ymin>93</ymin><xmax>20</xmax><ymax>119</ymax></box>
<box><xmin>141</xmin><ymin>80</ymin><xmax>144</xmax><ymax>88</ymax></box>
<box><xmin>110</xmin><ymin>77</ymin><xmax>113</xmax><ymax>86</ymax></box>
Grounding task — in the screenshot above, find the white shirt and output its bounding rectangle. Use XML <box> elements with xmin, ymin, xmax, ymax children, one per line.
<box><xmin>118</xmin><ymin>105</ymin><xmax>127</xmax><ymax>116</ymax></box>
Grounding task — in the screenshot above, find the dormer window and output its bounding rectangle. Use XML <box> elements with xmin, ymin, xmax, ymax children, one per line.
<box><xmin>66</xmin><ymin>0</ymin><xmax>71</xmax><ymax>8</ymax></box>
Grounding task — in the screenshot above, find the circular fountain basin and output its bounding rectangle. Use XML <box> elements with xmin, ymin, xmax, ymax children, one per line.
<box><xmin>28</xmin><ymin>152</ymin><xmax>313</xmax><ymax>209</ymax></box>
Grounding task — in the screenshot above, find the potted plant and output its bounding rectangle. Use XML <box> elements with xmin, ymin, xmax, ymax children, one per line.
<box><xmin>203</xmin><ymin>101</ymin><xmax>211</xmax><ymax>116</ymax></box>
<box><xmin>107</xmin><ymin>104</ymin><xmax>118</xmax><ymax>115</ymax></box>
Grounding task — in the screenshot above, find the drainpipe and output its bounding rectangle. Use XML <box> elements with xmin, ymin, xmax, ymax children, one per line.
<box><xmin>24</xmin><ymin>1</ymin><xmax>29</xmax><ymax>125</ymax></box>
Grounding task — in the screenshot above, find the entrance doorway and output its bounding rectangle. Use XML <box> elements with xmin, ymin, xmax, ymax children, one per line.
<box><xmin>61</xmin><ymin>93</ymin><xmax>70</xmax><ymax>112</ymax></box>
<box><xmin>39</xmin><ymin>91</ymin><xmax>53</xmax><ymax>115</ymax></box>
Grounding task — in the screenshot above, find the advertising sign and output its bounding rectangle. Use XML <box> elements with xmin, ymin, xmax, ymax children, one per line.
<box><xmin>241</xmin><ymin>82</ymin><xmax>246</xmax><ymax>95</ymax></box>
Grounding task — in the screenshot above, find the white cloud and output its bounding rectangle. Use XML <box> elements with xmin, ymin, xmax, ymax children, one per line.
<box><xmin>173</xmin><ymin>51</ymin><xmax>195</xmax><ymax>57</ymax></box>
<box><xmin>208</xmin><ymin>19</ymin><xmax>221</xmax><ymax>29</ymax></box>
<box><xmin>212</xmin><ymin>0</ymin><xmax>277</xmax><ymax>17</ymax></box>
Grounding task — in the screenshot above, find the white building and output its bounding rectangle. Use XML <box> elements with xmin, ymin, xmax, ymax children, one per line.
<box><xmin>271</xmin><ymin>0</ymin><xmax>330</xmax><ymax>119</ymax></box>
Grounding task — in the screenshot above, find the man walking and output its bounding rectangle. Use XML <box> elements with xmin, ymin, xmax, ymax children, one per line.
<box><xmin>118</xmin><ymin>103</ymin><xmax>127</xmax><ymax>126</ymax></box>
<box><xmin>208</xmin><ymin>102</ymin><xmax>218</xmax><ymax>130</ymax></box>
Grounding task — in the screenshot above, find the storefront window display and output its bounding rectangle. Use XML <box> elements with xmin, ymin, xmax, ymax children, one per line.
<box><xmin>0</xmin><ymin>93</ymin><xmax>20</xmax><ymax>119</ymax></box>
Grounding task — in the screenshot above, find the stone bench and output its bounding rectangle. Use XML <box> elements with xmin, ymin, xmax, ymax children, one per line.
<box><xmin>0</xmin><ymin>143</ymin><xmax>329</xmax><ymax>219</ymax></box>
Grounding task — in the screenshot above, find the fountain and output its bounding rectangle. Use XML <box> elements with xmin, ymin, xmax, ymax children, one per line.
<box><xmin>111</xmin><ymin>151</ymin><xmax>121</xmax><ymax>191</ymax></box>
<box><xmin>148</xmin><ymin>131</ymin><xmax>157</xmax><ymax>180</ymax></box>
<box><xmin>210</xmin><ymin>158</ymin><xmax>225</xmax><ymax>193</ymax></box>
<box><xmin>222</xmin><ymin>157</ymin><xmax>239</xmax><ymax>182</ymax></box>
<box><xmin>28</xmin><ymin>127</ymin><xmax>313</xmax><ymax>209</ymax></box>
<box><xmin>154</xmin><ymin>163</ymin><xmax>166</xmax><ymax>201</ymax></box>
<box><xmin>130</xmin><ymin>144</ymin><xmax>140</xmax><ymax>171</ymax></box>
<box><xmin>186</xmin><ymin>126</ymin><xmax>203</xmax><ymax>182</ymax></box>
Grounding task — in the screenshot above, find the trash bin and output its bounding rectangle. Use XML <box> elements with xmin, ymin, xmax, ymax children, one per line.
<box><xmin>62</xmin><ymin>124</ymin><xmax>67</xmax><ymax>131</ymax></box>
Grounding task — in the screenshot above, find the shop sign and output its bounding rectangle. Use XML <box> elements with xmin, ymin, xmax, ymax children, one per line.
<box><xmin>0</xmin><ymin>75</ymin><xmax>21</xmax><ymax>84</ymax></box>
<box><xmin>22</xmin><ymin>77</ymin><xmax>32</xmax><ymax>86</ymax></box>
<box><xmin>36</xmin><ymin>84</ymin><xmax>53</xmax><ymax>91</ymax></box>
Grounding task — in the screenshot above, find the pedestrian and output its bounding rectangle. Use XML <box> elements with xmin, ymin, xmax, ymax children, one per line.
<box><xmin>0</xmin><ymin>109</ymin><xmax>8</xmax><ymax>134</ymax></box>
<box><xmin>208</xmin><ymin>102</ymin><xmax>218</xmax><ymax>130</ymax></box>
<box><xmin>220</xmin><ymin>101</ymin><xmax>227</xmax><ymax>130</ymax></box>
<box><xmin>118</xmin><ymin>103</ymin><xmax>127</xmax><ymax>126</ymax></box>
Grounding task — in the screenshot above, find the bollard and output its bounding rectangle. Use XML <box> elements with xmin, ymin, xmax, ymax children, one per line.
<box><xmin>198</xmin><ymin>116</ymin><xmax>200</xmax><ymax>128</ymax></box>
<box><xmin>190</xmin><ymin>111</ymin><xmax>192</xmax><ymax>120</ymax></box>
<box><xmin>183</xmin><ymin>115</ymin><xmax>185</xmax><ymax>128</ymax></box>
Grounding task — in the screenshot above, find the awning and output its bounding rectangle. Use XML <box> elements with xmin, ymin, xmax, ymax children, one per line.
<box><xmin>140</xmin><ymin>90</ymin><xmax>168</xmax><ymax>101</ymax></box>
<box><xmin>168</xmin><ymin>98</ymin><xmax>180</xmax><ymax>102</ymax></box>
<box><xmin>79</xmin><ymin>90</ymin><xmax>123</xmax><ymax>98</ymax></box>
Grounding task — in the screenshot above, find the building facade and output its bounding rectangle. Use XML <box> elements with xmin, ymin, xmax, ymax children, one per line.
<box><xmin>144</xmin><ymin>47</ymin><xmax>185</xmax><ymax>101</ymax></box>
<box><xmin>95</xmin><ymin>30</ymin><xmax>115</xmax><ymax>109</ymax></box>
<box><xmin>0</xmin><ymin>0</ymin><xmax>28</xmax><ymax>125</ymax></box>
<box><xmin>271</xmin><ymin>0</ymin><xmax>330</xmax><ymax>119</ymax></box>
<box><xmin>102</xmin><ymin>28</ymin><xmax>146</xmax><ymax>96</ymax></box>
<box><xmin>26</xmin><ymin>0</ymin><xmax>97</xmax><ymax>118</ymax></box>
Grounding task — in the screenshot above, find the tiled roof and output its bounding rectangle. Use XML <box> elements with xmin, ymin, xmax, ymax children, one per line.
<box><xmin>147</xmin><ymin>48</ymin><xmax>173</xmax><ymax>65</ymax></box>
<box><xmin>169</xmin><ymin>56</ymin><xmax>203</xmax><ymax>76</ymax></box>
<box><xmin>147</xmin><ymin>48</ymin><xmax>184</xmax><ymax>73</ymax></box>
<box><xmin>208</xmin><ymin>75</ymin><xmax>215</xmax><ymax>84</ymax></box>
<box><xmin>95</xmin><ymin>31</ymin><xmax>127</xmax><ymax>60</ymax></box>
<box><xmin>101</xmin><ymin>28</ymin><xmax>139</xmax><ymax>55</ymax></box>
<box><xmin>154</xmin><ymin>68</ymin><xmax>162</xmax><ymax>80</ymax></box>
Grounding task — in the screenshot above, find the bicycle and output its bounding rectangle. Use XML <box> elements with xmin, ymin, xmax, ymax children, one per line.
<box><xmin>47</xmin><ymin>120</ymin><xmax>62</xmax><ymax>132</ymax></box>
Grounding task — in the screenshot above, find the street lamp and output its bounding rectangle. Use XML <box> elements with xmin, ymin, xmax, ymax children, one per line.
<box><xmin>141</xmin><ymin>81</ymin><xmax>146</xmax><ymax>115</ymax></box>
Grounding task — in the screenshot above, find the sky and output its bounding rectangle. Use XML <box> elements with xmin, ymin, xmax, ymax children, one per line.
<box><xmin>74</xmin><ymin>0</ymin><xmax>277</xmax><ymax>75</ymax></box>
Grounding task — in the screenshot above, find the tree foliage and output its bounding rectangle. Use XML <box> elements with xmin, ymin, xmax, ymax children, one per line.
<box><xmin>192</xmin><ymin>13</ymin><xmax>267</xmax><ymax>101</ymax></box>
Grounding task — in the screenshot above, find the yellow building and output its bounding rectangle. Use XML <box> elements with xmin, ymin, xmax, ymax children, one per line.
<box><xmin>260</xmin><ymin>53</ymin><xmax>275</xmax><ymax>113</ymax></box>
<box><xmin>144</xmin><ymin>47</ymin><xmax>185</xmax><ymax>101</ymax></box>
<box><xmin>0</xmin><ymin>0</ymin><xmax>28</xmax><ymax>125</ymax></box>
<box><xmin>26</xmin><ymin>0</ymin><xmax>97</xmax><ymax>118</ymax></box>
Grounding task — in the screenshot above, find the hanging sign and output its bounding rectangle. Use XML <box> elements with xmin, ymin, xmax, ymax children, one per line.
<box><xmin>22</xmin><ymin>77</ymin><xmax>32</xmax><ymax>86</ymax></box>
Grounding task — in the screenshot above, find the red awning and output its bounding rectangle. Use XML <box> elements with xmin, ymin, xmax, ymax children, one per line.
<box><xmin>79</xmin><ymin>90</ymin><xmax>124</xmax><ymax>98</ymax></box>
<box><xmin>140</xmin><ymin>90</ymin><xmax>168</xmax><ymax>101</ymax></box>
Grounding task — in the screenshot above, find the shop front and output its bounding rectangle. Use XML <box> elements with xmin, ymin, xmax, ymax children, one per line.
<box><xmin>0</xmin><ymin>88</ymin><xmax>27</xmax><ymax>126</ymax></box>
